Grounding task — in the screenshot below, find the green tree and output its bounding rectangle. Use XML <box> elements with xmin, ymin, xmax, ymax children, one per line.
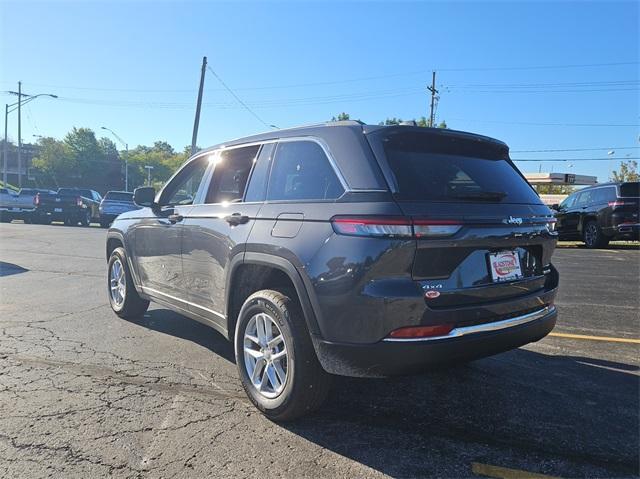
<box><xmin>126</xmin><ymin>141</ymin><xmax>188</xmax><ymax>189</ymax></box>
<box><xmin>331</xmin><ymin>112</ymin><xmax>350</xmax><ymax>121</ymax></box>
<box><xmin>611</xmin><ymin>160</ymin><xmax>639</xmax><ymax>182</ymax></box>
<box><xmin>380</xmin><ymin>117</ymin><xmax>448</xmax><ymax>127</ymax></box>
<box><xmin>31</xmin><ymin>137</ymin><xmax>73</xmax><ymax>188</ymax></box>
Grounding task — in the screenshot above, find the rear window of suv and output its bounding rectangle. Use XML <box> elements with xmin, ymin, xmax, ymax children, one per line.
<box><xmin>373</xmin><ymin>131</ymin><xmax>541</xmax><ymax>204</ymax></box>
<box><xmin>619</xmin><ymin>182</ymin><xmax>639</xmax><ymax>197</ymax></box>
<box><xmin>104</xmin><ymin>192</ymin><xmax>134</xmax><ymax>202</ymax></box>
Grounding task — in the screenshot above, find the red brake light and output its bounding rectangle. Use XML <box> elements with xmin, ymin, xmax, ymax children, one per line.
<box><xmin>331</xmin><ymin>216</ymin><xmax>462</xmax><ymax>238</ymax></box>
<box><xmin>388</xmin><ymin>324</ymin><xmax>454</xmax><ymax>339</ymax></box>
<box><xmin>331</xmin><ymin>217</ymin><xmax>413</xmax><ymax>238</ymax></box>
<box><xmin>34</xmin><ymin>194</ymin><xmax>40</xmax><ymax>206</ymax></box>
<box><xmin>608</xmin><ymin>200</ymin><xmax>625</xmax><ymax>207</ymax></box>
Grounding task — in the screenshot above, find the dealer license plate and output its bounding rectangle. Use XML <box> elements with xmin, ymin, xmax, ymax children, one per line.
<box><xmin>488</xmin><ymin>250</ymin><xmax>523</xmax><ymax>282</ymax></box>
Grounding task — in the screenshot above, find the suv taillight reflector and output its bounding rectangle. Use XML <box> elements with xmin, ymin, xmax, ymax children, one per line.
<box><xmin>388</xmin><ymin>324</ymin><xmax>454</xmax><ymax>339</ymax></box>
<box><xmin>331</xmin><ymin>216</ymin><xmax>462</xmax><ymax>238</ymax></box>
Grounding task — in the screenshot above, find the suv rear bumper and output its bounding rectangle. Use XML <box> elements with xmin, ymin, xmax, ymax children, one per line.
<box><xmin>314</xmin><ymin>305</ymin><xmax>557</xmax><ymax>377</ymax></box>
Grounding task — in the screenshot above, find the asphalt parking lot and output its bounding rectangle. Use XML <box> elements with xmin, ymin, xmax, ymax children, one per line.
<box><xmin>0</xmin><ymin>222</ymin><xmax>638</xmax><ymax>478</ymax></box>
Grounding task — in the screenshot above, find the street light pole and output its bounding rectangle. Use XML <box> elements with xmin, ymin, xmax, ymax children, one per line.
<box><xmin>144</xmin><ymin>165</ymin><xmax>153</xmax><ymax>186</ymax></box>
<box><xmin>17</xmin><ymin>81</ymin><xmax>22</xmax><ymax>187</ymax></box>
<box><xmin>3</xmin><ymin>104</ymin><xmax>8</xmax><ymax>185</ymax></box>
<box><xmin>3</xmin><ymin>89</ymin><xmax>57</xmax><ymax>187</ymax></box>
<box><xmin>101</xmin><ymin>126</ymin><xmax>129</xmax><ymax>191</ymax></box>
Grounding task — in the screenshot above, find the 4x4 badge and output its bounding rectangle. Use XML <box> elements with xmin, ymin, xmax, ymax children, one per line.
<box><xmin>506</xmin><ymin>216</ymin><xmax>523</xmax><ymax>225</ymax></box>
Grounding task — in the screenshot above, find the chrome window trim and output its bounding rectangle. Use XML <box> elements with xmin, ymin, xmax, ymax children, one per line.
<box><xmin>383</xmin><ymin>305</ymin><xmax>555</xmax><ymax>342</ymax></box>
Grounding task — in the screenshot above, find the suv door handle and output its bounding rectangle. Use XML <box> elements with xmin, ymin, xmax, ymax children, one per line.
<box><xmin>168</xmin><ymin>213</ymin><xmax>183</xmax><ymax>224</ymax></box>
<box><xmin>225</xmin><ymin>213</ymin><xmax>249</xmax><ymax>225</ymax></box>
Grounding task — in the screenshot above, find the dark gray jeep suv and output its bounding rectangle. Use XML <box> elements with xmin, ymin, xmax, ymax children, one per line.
<box><xmin>106</xmin><ymin>121</ymin><xmax>559</xmax><ymax>420</ymax></box>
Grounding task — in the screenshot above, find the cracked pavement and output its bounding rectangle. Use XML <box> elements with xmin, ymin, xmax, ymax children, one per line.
<box><xmin>0</xmin><ymin>223</ymin><xmax>638</xmax><ymax>478</ymax></box>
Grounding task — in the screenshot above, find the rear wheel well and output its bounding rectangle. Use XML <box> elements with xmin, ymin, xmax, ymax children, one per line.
<box><xmin>227</xmin><ymin>264</ymin><xmax>297</xmax><ymax>341</ymax></box>
<box><xmin>106</xmin><ymin>237</ymin><xmax>124</xmax><ymax>261</ymax></box>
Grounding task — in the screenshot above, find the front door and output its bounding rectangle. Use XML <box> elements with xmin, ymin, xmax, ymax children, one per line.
<box><xmin>181</xmin><ymin>144</ymin><xmax>271</xmax><ymax>326</ymax></box>
<box><xmin>133</xmin><ymin>156</ymin><xmax>210</xmax><ymax>302</ymax></box>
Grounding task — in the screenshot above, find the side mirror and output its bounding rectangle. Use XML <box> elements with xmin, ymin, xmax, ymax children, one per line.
<box><xmin>133</xmin><ymin>187</ymin><xmax>156</xmax><ymax>207</ymax></box>
<box><xmin>550</xmin><ymin>203</ymin><xmax>559</xmax><ymax>211</ymax></box>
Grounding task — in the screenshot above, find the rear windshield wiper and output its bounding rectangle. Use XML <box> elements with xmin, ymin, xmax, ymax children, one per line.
<box><xmin>449</xmin><ymin>191</ymin><xmax>507</xmax><ymax>201</ymax></box>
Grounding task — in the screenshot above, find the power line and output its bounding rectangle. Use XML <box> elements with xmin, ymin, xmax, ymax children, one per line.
<box><xmin>206</xmin><ymin>66</ymin><xmax>275</xmax><ymax>129</ymax></box>
<box><xmin>512</xmin><ymin>157</ymin><xmax>639</xmax><ymax>162</ymax></box>
<box><xmin>511</xmin><ymin>146</ymin><xmax>639</xmax><ymax>153</ymax></box>
<box><xmin>4</xmin><ymin>61</ymin><xmax>637</xmax><ymax>93</ymax></box>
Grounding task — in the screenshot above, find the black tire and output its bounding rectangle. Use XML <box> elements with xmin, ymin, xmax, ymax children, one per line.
<box><xmin>107</xmin><ymin>247</ymin><xmax>149</xmax><ymax>319</ymax></box>
<box><xmin>64</xmin><ymin>217</ymin><xmax>74</xmax><ymax>226</ymax></box>
<box><xmin>80</xmin><ymin>209</ymin><xmax>91</xmax><ymax>227</ymax></box>
<box><xmin>583</xmin><ymin>220</ymin><xmax>610</xmax><ymax>249</ymax></box>
<box><xmin>234</xmin><ymin>289</ymin><xmax>331</xmax><ymax>421</ymax></box>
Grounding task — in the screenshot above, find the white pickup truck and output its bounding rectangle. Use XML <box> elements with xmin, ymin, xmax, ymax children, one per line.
<box><xmin>0</xmin><ymin>187</ymin><xmax>54</xmax><ymax>223</ymax></box>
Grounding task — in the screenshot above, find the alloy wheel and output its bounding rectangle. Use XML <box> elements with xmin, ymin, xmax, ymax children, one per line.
<box><xmin>585</xmin><ymin>223</ymin><xmax>597</xmax><ymax>246</ymax></box>
<box><xmin>243</xmin><ymin>313</ymin><xmax>289</xmax><ymax>399</ymax></box>
<box><xmin>109</xmin><ymin>258</ymin><xmax>126</xmax><ymax>308</ymax></box>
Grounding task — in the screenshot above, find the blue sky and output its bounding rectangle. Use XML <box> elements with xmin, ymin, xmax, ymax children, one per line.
<box><xmin>1</xmin><ymin>0</ymin><xmax>638</xmax><ymax>182</ymax></box>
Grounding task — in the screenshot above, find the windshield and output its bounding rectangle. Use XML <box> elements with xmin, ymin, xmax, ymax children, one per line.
<box><xmin>373</xmin><ymin>131</ymin><xmax>541</xmax><ymax>204</ymax></box>
<box><xmin>104</xmin><ymin>192</ymin><xmax>134</xmax><ymax>202</ymax></box>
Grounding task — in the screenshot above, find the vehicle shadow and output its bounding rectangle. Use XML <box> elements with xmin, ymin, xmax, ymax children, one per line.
<box><xmin>123</xmin><ymin>308</ymin><xmax>235</xmax><ymax>363</ymax></box>
<box><xmin>286</xmin><ymin>349</ymin><xmax>639</xmax><ymax>478</ymax></box>
<box><xmin>0</xmin><ymin>261</ymin><xmax>29</xmax><ymax>277</ymax></box>
<box><xmin>120</xmin><ymin>308</ymin><xmax>639</xmax><ymax>477</ymax></box>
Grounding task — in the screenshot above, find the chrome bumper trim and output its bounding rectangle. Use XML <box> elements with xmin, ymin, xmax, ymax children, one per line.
<box><xmin>383</xmin><ymin>305</ymin><xmax>556</xmax><ymax>342</ymax></box>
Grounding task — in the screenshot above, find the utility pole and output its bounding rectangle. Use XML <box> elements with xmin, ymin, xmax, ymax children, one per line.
<box><xmin>427</xmin><ymin>71</ymin><xmax>439</xmax><ymax>128</ymax></box>
<box><xmin>17</xmin><ymin>81</ymin><xmax>22</xmax><ymax>187</ymax></box>
<box><xmin>191</xmin><ymin>56</ymin><xmax>207</xmax><ymax>156</ymax></box>
<box><xmin>3</xmin><ymin>104</ymin><xmax>8</xmax><ymax>185</ymax></box>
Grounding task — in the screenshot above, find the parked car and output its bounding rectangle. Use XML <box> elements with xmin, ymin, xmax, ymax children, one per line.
<box><xmin>35</xmin><ymin>188</ymin><xmax>102</xmax><ymax>226</ymax></box>
<box><xmin>99</xmin><ymin>191</ymin><xmax>140</xmax><ymax>228</ymax></box>
<box><xmin>105</xmin><ymin>121</ymin><xmax>559</xmax><ymax>420</ymax></box>
<box><xmin>553</xmin><ymin>181</ymin><xmax>639</xmax><ymax>248</ymax></box>
<box><xmin>0</xmin><ymin>188</ymin><xmax>54</xmax><ymax>223</ymax></box>
<box><xmin>0</xmin><ymin>187</ymin><xmax>19</xmax><ymax>222</ymax></box>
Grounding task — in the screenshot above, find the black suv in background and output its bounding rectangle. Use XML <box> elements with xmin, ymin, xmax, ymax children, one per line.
<box><xmin>554</xmin><ymin>182</ymin><xmax>639</xmax><ymax>248</ymax></box>
<box><xmin>105</xmin><ymin>122</ymin><xmax>559</xmax><ymax>420</ymax></box>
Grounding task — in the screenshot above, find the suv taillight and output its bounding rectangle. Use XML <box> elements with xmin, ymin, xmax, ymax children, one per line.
<box><xmin>34</xmin><ymin>194</ymin><xmax>40</xmax><ymax>206</ymax></box>
<box><xmin>331</xmin><ymin>216</ymin><xmax>462</xmax><ymax>238</ymax></box>
<box><xmin>608</xmin><ymin>200</ymin><xmax>625</xmax><ymax>207</ymax></box>
<box><xmin>76</xmin><ymin>196</ymin><xmax>83</xmax><ymax>207</ymax></box>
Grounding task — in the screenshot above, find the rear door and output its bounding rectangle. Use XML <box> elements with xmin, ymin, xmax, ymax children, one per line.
<box><xmin>181</xmin><ymin>143</ymin><xmax>268</xmax><ymax>325</ymax></box>
<box><xmin>366</xmin><ymin>128</ymin><xmax>557</xmax><ymax>306</ymax></box>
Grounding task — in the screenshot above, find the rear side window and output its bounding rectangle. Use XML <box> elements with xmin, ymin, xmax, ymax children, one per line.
<box><xmin>205</xmin><ymin>145</ymin><xmax>260</xmax><ymax>204</ymax></box>
<box><xmin>592</xmin><ymin>187</ymin><xmax>616</xmax><ymax>204</ymax></box>
<box><xmin>267</xmin><ymin>141</ymin><xmax>344</xmax><ymax>201</ymax></box>
<box><xmin>375</xmin><ymin>131</ymin><xmax>540</xmax><ymax>204</ymax></box>
<box><xmin>619</xmin><ymin>182</ymin><xmax>639</xmax><ymax>197</ymax></box>
<box><xmin>575</xmin><ymin>190</ymin><xmax>594</xmax><ymax>207</ymax></box>
<box><xmin>105</xmin><ymin>192</ymin><xmax>134</xmax><ymax>202</ymax></box>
